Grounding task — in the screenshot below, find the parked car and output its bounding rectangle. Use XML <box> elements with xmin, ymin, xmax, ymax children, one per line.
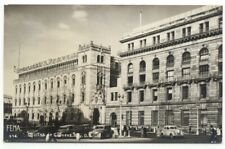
<box><xmin>157</xmin><ymin>125</ymin><xmax>184</xmax><ymax>138</ymax></box>
<box><xmin>89</xmin><ymin>125</ymin><xmax>113</xmax><ymax>139</ymax></box>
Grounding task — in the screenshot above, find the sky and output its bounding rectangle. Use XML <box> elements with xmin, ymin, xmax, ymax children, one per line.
<box><xmin>4</xmin><ymin>5</ymin><xmax>202</xmax><ymax>96</ymax></box>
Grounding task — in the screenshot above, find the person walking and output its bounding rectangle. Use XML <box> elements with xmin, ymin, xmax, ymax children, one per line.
<box><xmin>209</xmin><ymin>125</ymin><xmax>217</xmax><ymax>143</ymax></box>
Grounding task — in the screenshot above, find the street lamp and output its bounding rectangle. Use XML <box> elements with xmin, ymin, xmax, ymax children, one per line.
<box><xmin>118</xmin><ymin>93</ymin><xmax>124</xmax><ymax>137</ymax></box>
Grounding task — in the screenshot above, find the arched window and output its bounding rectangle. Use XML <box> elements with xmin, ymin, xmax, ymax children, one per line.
<box><xmin>199</xmin><ymin>48</ymin><xmax>209</xmax><ymax>61</ymax></box>
<box><xmin>153</xmin><ymin>58</ymin><xmax>160</xmax><ymax>70</ymax></box>
<box><xmin>128</xmin><ymin>63</ymin><xmax>133</xmax><ymax>74</ymax></box>
<box><xmin>51</xmin><ymin>78</ymin><xmax>53</xmax><ymax>88</ymax></box>
<box><xmin>167</xmin><ymin>55</ymin><xmax>174</xmax><ymax>67</ymax></box>
<box><xmin>38</xmin><ymin>81</ymin><xmax>41</xmax><ymax>90</ymax></box>
<box><xmin>57</xmin><ymin>77</ymin><xmax>60</xmax><ymax>88</ymax></box>
<box><xmin>218</xmin><ymin>45</ymin><xmax>222</xmax><ymax>58</ymax></box>
<box><xmin>44</xmin><ymin>80</ymin><xmax>47</xmax><ymax>90</ymax></box>
<box><xmin>64</xmin><ymin>76</ymin><xmax>67</xmax><ymax>85</ymax></box>
<box><xmin>33</xmin><ymin>82</ymin><xmax>36</xmax><ymax>92</ymax></box>
<box><xmin>182</xmin><ymin>52</ymin><xmax>191</xmax><ymax>64</ymax></box>
<box><xmin>81</xmin><ymin>72</ymin><xmax>86</xmax><ymax>85</ymax></box>
<box><xmin>72</xmin><ymin>74</ymin><xmax>75</xmax><ymax>86</ymax></box>
<box><xmin>139</xmin><ymin>60</ymin><xmax>146</xmax><ymax>72</ymax></box>
<box><xmin>28</xmin><ymin>83</ymin><xmax>31</xmax><ymax>92</ymax></box>
<box><xmin>44</xmin><ymin>96</ymin><xmax>47</xmax><ymax>104</ymax></box>
<box><xmin>101</xmin><ymin>55</ymin><xmax>104</xmax><ymax>63</ymax></box>
<box><xmin>97</xmin><ymin>55</ymin><xmax>100</xmax><ymax>63</ymax></box>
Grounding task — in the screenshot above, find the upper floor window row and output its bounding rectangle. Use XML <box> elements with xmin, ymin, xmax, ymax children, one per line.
<box><xmin>97</xmin><ymin>55</ymin><xmax>104</xmax><ymax>63</ymax></box>
<box><xmin>128</xmin><ymin>42</ymin><xmax>134</xmax><ymax>51</ymax></box>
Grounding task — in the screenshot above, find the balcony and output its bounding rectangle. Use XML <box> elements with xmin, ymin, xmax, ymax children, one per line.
<box><xmin>119</xmin><ymin>28</ymin><xmax>222</xmax><ymax>58</ymax></box>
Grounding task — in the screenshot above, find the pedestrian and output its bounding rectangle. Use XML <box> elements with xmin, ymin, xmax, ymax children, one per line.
<box><xmin>209</xmin><ymin>125</ymin><xmax>217</xmax><ymax>143</ymax></box>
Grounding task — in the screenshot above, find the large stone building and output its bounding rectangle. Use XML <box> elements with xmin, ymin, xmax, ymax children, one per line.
<box><xmin>13</xmin><ymin>41</ymin><xmax>111</xmax><ymax>124</ymax></box>
<box><xmin>106</xmin><ymin>6</ymin><xmax>222</xmax><ymax>133</ymax></box>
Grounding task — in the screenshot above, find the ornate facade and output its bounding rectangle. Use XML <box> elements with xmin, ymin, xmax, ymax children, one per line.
<box><xmin>106</xmin><ymin>6</ymin><xmax>222</xmax><ymax>132</ymax></box>
<box><xmin>13</xmin><ymin>41</ymin><xmax>111</xmax><ymax>124</ymax></box>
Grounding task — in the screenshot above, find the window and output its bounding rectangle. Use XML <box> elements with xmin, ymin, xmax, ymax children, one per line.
<box><xmin>97</xmin><ymin>55</ymin><xmax>100</xmax><ymax>63</ymax></box>
<box><xmin>38</xmin><ymin>81</ymin><xmax>41</xmax><ymax>91</ymax></box>
<box><xmin>200</xmin><ymin>84</ymin><xmax>207</xmax><ymax>98</ymax></box>
<box><xmin>139</xmin><ymin>90</ymin><xmax>144</xmax><ymax>102</ymax></box>
<box><xmin>111</xmin><ymin>92</ymin><xmax>114</xmax><ymax>101</ymax></box>
<box><xmin>28</xmin><ymin>98</ymin><xmax>30</xmax><ymax>105</ymax></box>
<box><xmin>127</xmin><ymin>76</ymin><xmax>133</xmax><ymax>85</ymax></box>
<box><xmin>127</xmin><ymin>92</ymin><xmax>132</xmax><ymax>103</ymax></box>
<box><xmin>15</xmin><ymin>85</ymin><xmax>17</xmax><ymax>94</ymax></box>
<box><xmin>81</xmin><ymin>92</ymin><xmax>85</xmax><ymax>102</ymax></box>
<box><xmin>151</xmin><ymin>111</ymin><xmax>158</xmax><ymax>126</ymax></box>
<box><xmin>50</xmin><ymin>96</ymin><xmax>53</xmax><ymax>104</ymax></box>
<box><xmin>33</xmin><ymin>82</ymin><xmax>36</xmax><ymax>92</ymax></box>
<box><xmin>32</xmin><ymin>113</ymin><xmax>34</xmax><ymax>120</ymax></box>
<box><xmin>153</xmin><ymin>58</ymin><xmax>159</xmax><ymax>69</ymax></box>
<box><xmin>153</xmin><ymin>89</ymin><xmax>158</xmax><ymax>101</ymax></box>
<box><xmin>51</xmin><ymin>79</ymin><xmax>53</xmax><ymax>88</ymax></box>
<box><xmin>199</xmin><ymin>48</ymin><xmax>209</xmax><ymax>61</ymax></box>
<box><xmin>72</xmin><ymin>74</ymin><xmax>75</xmax><ymax>86</ymax></box>
<box><xmin>167</xmin><ymin>55</ymin><xmax>174</xmax><ymax>67</ymax></box>
<box><xmin>182</xmin><ymin>86</ymin><xmax>189</xmax><ymax>99</ymax></box>
<box><xmin>140</xmin><ymin>40</ymin><xmax>143</xmax><ymax>48</ymax></box>
<box><xmin>15</xmin><ymin>99</ymin><xmax>17</xmax><ymax>106</ymax></box>
<box><xmin>126</xmin><ymin>111</ymin><xmax>132</xmax><ymax>126</ymax></box>
<box><xmin>187</xmin><ymin>27</ymin><xmax>191</xmax><ymax>36</ymax></box>
<box><xmin>138</xmin><ymin>111</ymin><xmax>144</xmax><ymax>125</ymax></box>
<box><xmin>182</xmin><ymin>52</ymin><xmax>191</xmax><ymax>64</ymax></box>
<box><xmin>165</xmin><ymin>110</ymin><xmax>174</xmax><ymax>125</ymax></box>
<box><xmin>101</xmin><ymin>56</ymin><xmax>104</xmax><ymax>63</ymax></box>
<box><xmin>218</xmin><ymin>62</ymin><xmax>222</xmax><ymax>73</ymax></box>
<box><xmin>82</xmin><ymin>55</ymin><xmax>87</xmax><ymax>63</ymax></box>
<box><xmin>153</xmin><ymin>36</ymin><xmax>156</xmax><ymax>45</ymax></box>
<box><xmin>115</xmin><ymin>92</ymin><xmax>118</xmax><ymax>101</ymax></box>
<box><xmin>57</xmin><ymin>78</ymin><xmax>60</xmax><ymax>88</ymax></box>
<box><xmin>199</xmin><ymin>65</ymin><xmax>209</xmax><ymax>76</ymax></box>
<box><xmin>167</xmin><ymin>32</ymin><xmax>170</xmax><ymax>41</ymax></box>
<box><xmin>157</xmin><ymin>35</ymin><xmax>160</xmax><ymax>44</ymax></box>
<box><xmin>44</xmin><ymin>97</ymin><xmax>47</xmax><ymax>104</ymax></box>
<box><xmin>131</xmin><ymin>43</ymin><xmax>134</xmax><ymax>50</ymax></box>
<box><xmin>171</xmin><ymin>31</ymin><xmax>175</xmax><ymax>40</ymax></box>
<box><xmin>128</xmin><ymin>44</ymin><xmax>130</xmax><ymax>50</ymax></box>
<box><xmin>139</xmin><ymin>60</ymin><xmax>146</xmax><ymax>72</ymax></box>
<box><xmin>45</xmin><ymin>80</ymin><xmax>47</xmax><ymax>90</ymax></box>
<box><xmin>219</xmin><ymin>17</ymin><xmax>222</xmax><ymax>29</ymax></box>
<box><xmin>23</xmin><ymin>98</ymin><xmax>26</xmax><ymax>105</ymax></box>
<box><xmin>56</xmin><ymin>95</ymin><xmax>59</xmax><ymax>104</ymax></box>
<box><xmin>37</xmin><ymin>113</ymin><xmax>40</xmax><ymax>120</ymax></box>
<box><xmin>218</xmin><ymin>45</ymin><xmax>222</xmax><ymax>58</ymax></box>
<box><xmin>72</xmin><ymin>93</ymin><xmax>75</xmax><ymax>103</ymax></box>
<box><xmin>24</xmin><ymin>84</ymin><xmax>26</xmax><ymax>93</ymax></box>
<box><xmin>128</xmin><ymin>63</ymin><xmax>133</xmax><ymax>74</ymax></box>
<box><xmin>81</xmin><ymin>72</ymin><xmax>86</xmax><ymax>85</ymax></box>
<box><xmin>143</xmin><ymin>39</ymin><xmax>146</xmax><ymax>47</ymax></box>
<box><xmin>167</xmin><ymin>88</ymin><xmax>173</xmax><ymax>100</ymax></box>
<box><xmin>205</xmin><ymin>21</ymin><xmax>209</xmax><ymax>32</ymax></box>
<box><xmin>199</xmin><ymin>23</ymin><xmax>204</xmax><ymax>33</ymax></box>
<box><xmin>33</xmin><ymin>97</ymin><xmax>35</xmax><ymax>105</ymax></box>
<box><xmin>19</xmin><ymin>98</ymin><xmax>21</xmax><ymax>106</ymax></box>
<box><xmin>38</xmin><ymin>97</ymin><xmax>40</xmax><ymax>105</ymax></box>
<box><xmin>181</xmin><ymin>110</ymin><xmax>189</xmax><ymax>126</ymax></box>
<box><xmin>63</xmin><ymin>94</ymin><xmax>66</xmax><ymax>104</ymax></box>
<box><xmin>167</xmin><ymin>70</ymin><xmax>174</xmax><ymax>81</ymax></box>
<box><xmin>219</xmin><ymin>82</ymin><xmax>222</xmax><ymax>98</ymax></box>
<box><xmin>19</xmin><ymin>85</ymin><xmax>21</xmax><ymax>93</ymax></box>
<box><xmin>139</xmin><ymin>74</ymin><xmax>146</xmax><ymax>84</ymax></box>
<box><xmin>152</xmin><ymin>72</ymin><xmax>159</xmax><ymax>82</ymax></box>
<box><xmin>64</xmin><ymin>76</ymin><xmax>67</xmax><ymax>85</ymax></box>
<box><xmin>182</xmin><ymin>28</ymin><xmax>186</xmax><ymax>37</ymax></box>
<box><xmin>182</xmin><ymin>67</ymin><xmax>190</xmax><ymax>78</ymax></box>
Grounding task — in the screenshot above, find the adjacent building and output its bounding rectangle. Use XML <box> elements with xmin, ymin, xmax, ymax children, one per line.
<box><xmin>106</xmin><ymin>6</ymin><xmax>222</xmax><ymax>132</ymax></box>
<box><xmin>13</xmin><ymin>41</ymin><xmax>111</xmax><ymax>124</ymax></box>
<box><xmin>4</xmin><ymin>94</ymin><xmax>13</xmax><ymax>119</ymax></box>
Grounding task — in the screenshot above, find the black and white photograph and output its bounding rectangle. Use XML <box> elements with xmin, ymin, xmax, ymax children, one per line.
<box><xmin>2</xmin><ymin>2</ymin><xmax>223</xmax><ymax>144</ymax></box>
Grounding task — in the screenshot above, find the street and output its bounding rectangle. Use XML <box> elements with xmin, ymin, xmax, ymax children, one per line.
<box><xmin>5</xmin><ymin>135</ymin><xmax>222</xmax><ymax>143</ymax></box>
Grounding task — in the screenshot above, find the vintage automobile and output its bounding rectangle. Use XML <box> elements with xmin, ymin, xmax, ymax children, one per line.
<box><xmin>157</xmin><ymin>125</ymin><xmax>184</xmax><ymax>138</ymax></box>
<box><xmin>89</xmin><ymin>125</ymin><xmax>113</xmax><ymax>139</ymax></box>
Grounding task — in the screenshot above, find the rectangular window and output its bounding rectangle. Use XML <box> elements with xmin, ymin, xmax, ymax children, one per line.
<box><xmin>151</xmin><ymin>110</ymin><xmax>158</xmax><ymax>126</ymax></box>
<box><xmin>143</xmin><ymin>39</ymin><xmax>146</xmax><ymax>47</ymax></box>
<box><xmin>72</xmin><ymin>93</ymin><xmax>75</xmax><ymax>103</ymax></box>
<box><xmin>199</xmin><ymin>65</ymin><xmax>209</xmax><ymax>76</ymax></box>
<box><xmin>219</xmin><ymin>17</ymin><xmax>222</xmax><ymax>29</ymax></box>
<box><xmin>182</xmin><ymin>86</ymin><xmax>189</xmax><ymax>99</ymax></box>
<box><xmin>165</xmin><ymin>110</ymin><xmax>174</xmax><ymax>125</ymax></box>
<box><xmin>127</xmin><ymin>76</ymin><xmax>133</xmax><ymax>85</ymax></box>
<box><xmin>167</xmin><ymin>88</ymin><xmax>173</xmax><ymax>100</ymax></box>
<box><xmin>139</xmin><ymin>90</ymin><xmax>144</xmax><ymax>102</ymax></box>
<box><xmin>157</xmin><ymin>35</ymin><xmax>160</xmax><ymax>44</ymax></box>
<box><xmin>181</xmin><ymin>110</ymin><xmax>189</xmax><ymax>126</ymax></box>
<box><xmin>167</xmin><ymin>70</ymin><xmax>174</xmax><ymax>81</ymax></box>
<box><xmin>200</xmin><ymin>84</ymin><xmax>207</xmax><ymax>98</ymax></box>
<box><xmin>139</xmin><ymin>74</ymin><xmax>146</xmax><ymax>84</ymax></box>
<box><xmin>33</xmin><ymin>98</ymin><xmax>35</xmax><ymax>105</ymax></box>
<box><xmin>153</xmin><ymin>36</ymin><xmax>156</xmax><ymax>45</ymax></box>
<box><xmin>140</xmin><ymin>40</ymin><xmax>143</xmax><ymax>48</ymax></box>
<box><xmin>219</xmin><ymin>82</ymin><xmax>222</xmax><ymax>98</ymax></box>
<box><xmin>153</xmin><ymin>89</ymin><xmax>158</xmax><ymax>101</ymax></box>
<box><xmin>115</xmin><ymin>92</ymin><xmax>118</xmax><ymax>101</ymax></box>
<box><xmin>153</xmin><ymin>72</ymin><xmax>159</xmax><ymax>82</ymax></box>
<box><xmin>23</xmin><ymin>98</ymin><xmax>26</xmax><ymax>105</ymax></box>
<box><xmin>127</xmin><ymin>92</ymin><xmax>132</xmax><ymax>103</ymax></box>
<box><xmin>182</xmin><ymin>28</ymin><xmax>186</xmax><ymax>37</ymax></box>
<box><xmin>38</xmin><ymin>97</ymin><xmax>40</xmax><ymax>105</ymax></box>
<box><xmin>128</xmin><ymin>43</ymin><xmax>130</xmax><ymax>50</ymax></box>
<box><xmin>171</xmin><ymin>31</ymin><xmax>175</xmax><ymax>40</ymax></box>
<box><xmin>126</xmin><ymin>111</ymin><xmax>132</xmax><ymax>126</ymax></box>
<box><xmin>205</xmin><ymin>21</ymin><xmax>209</xmax><ymax>32</ymax></box>
<box><xmin>138</xmin><ymin>111</ymin><xmax>144</xmax><ymax>125</ymax></box>
<box><xmin>187</xmin><ymin>27</ymin><xmax>191</xmax><ymax>36</ymax></box>
<box><xmin>131</xmin><ymin>43</ymin><xmax>134</xmax><ymax>50</ymax></box>
<box><xmin>182</xmin><ymin>67</ymin><xmax>190</xmax><ymax>78</ymax></box>
<box><xmin>111</xmin><ymin>92</ymin><xmax>114</xmax><ymax>101</ymax></box>
<box><xmin>82</xmin><ymin>92</ymin><xmax>85</xmax><ymax>102</ymax></box>
<box><xmin>218</xmin><ymin>62</ymin><xmax>222</xmax><ymax>73</ymax></box>
<box><xmin>199</xmin><ymin>23</ymin><xmax>204</xmax><ymax>33</ymax></box>
<box><xmin>167</xmin><ymin>32</ymin><xmax>170</xmax><ymax>41</ymax></box>
<box><xmin>32</xmin><ymin>113</ymin><xmax>34</xmax><ymax>120</ymax></box>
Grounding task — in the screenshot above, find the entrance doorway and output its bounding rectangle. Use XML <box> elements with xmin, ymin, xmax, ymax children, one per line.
<box><xmin>110</xmin><ymin>112</ymin><xmax>117</xmax><ymax>127</ymax></box>
<box><xmin>93</xmin><ymin>108</ymin><xmax>100</xmax><ymax>125</ymax></box>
